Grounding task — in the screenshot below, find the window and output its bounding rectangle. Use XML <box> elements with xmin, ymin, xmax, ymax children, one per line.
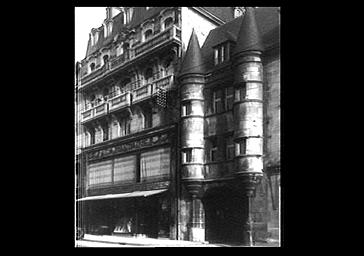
<box><xmin>182</xmin><ymin>102</ymin><xmax>192</xmax><ymax>116</ymax></box>
<box><xmin>90</xmin><ymin>63</ymin><xmax>96</xmax><ymax>71</ymax></box>
<box><xmin>214</xmin><ymin>43</ymin><xmax>230</xmax><ymax>65</ymax></box>
<box><xmin>182</xmin><ymin>149</ymin><xmax>192</xmax><ymax>163</ymax></box>
<box><xmin>145</xmin><ymin>68</ymin><xmax>153</xmax><ymax>83</ymax></box>
<box><xmin>164</xmin><ymin>17</ymin><xmax>173</xmax><ymax>29</ymax></box>
<box><xmin>226</xmin><ymin>136</ymin><xmax>235</xmax><ymax>160</ymax></box>
<box><xmin>103</xmin><ymin>55</ymin><xmax>109</xmax><ymax>65</ymax></box>
<box><xmin>237</xmin><ymin>138</ymin><xmax>246</xmax><ymax>155</ymax></box>
<box><xmin>93</xmin><ymin>31</ymin><xmax>99</xmax><ymax>45</ymax></box>
<box><xmin>209</xmin><ymin>137</ymin><xmax>218</xmax><ymax>162</ymax></box>
<box><xmin>144</xmin><ymin>29</ymin><xmax>153</xmax><ymax>41</ymax></box>
<box><xmin>212</xmin><ymin>90</ymin><xmax>224</xmax><ymax>113</ymax></box>
<box><xmin>225</xmin><ymin>87</ymin><xmax>234</xmax><ymax>110</ymax></box>
<box><xmin>236</xmin><ymin>83</ymin><xmax>246</xmax><ymax>101</ymax></box>
<box><xmin>107</xmin><ymin>22</ymin><xmax>113</xmax><ymax>36</ymax></box>
<box><xmin>140</xmin><ymin>147</ymin><xmax>170</xmax><ymax>182</ymax></box>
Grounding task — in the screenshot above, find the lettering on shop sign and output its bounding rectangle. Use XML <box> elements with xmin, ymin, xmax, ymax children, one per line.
<box><xmin>88</xmin><ymin>133</ymin><xmax>170</xmax><ymax>160</ymax></box>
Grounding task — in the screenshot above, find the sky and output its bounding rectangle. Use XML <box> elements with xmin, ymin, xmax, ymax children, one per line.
<box><xmin>75</xmin><ymin>7</ymin><xmax>106</xmax><ymax>63</ymax></box>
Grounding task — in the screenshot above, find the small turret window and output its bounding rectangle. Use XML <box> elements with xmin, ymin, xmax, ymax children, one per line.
<box><xmin>237</xmin><ymin>139</ymin><xmax>246</xmax><ymax>155</ymax></box>
<box><xmin>182</xmin><ymin>149</ymin><xmax>192</xmax><ymax>163</ymax></box>
<box><xmin>182</xmin><ymin>102</ymin><xmax>192</xmax><ymax>116</ymax></box>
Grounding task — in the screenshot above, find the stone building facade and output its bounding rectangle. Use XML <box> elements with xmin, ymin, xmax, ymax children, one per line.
<box><xmin>75</xmin><ymin>6</ymin><xmax>280</xmax><ymax>245</ymax></box>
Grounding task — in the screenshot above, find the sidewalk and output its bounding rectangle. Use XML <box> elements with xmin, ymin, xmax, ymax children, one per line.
<box><xmin>76</xmin><ymin>234</ymin><xmax>280</xmax><ymax>247</ymax></box>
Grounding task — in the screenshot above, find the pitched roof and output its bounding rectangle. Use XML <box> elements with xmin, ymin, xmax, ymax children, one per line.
<box><xmin>84</xmin><ymin>7</ymin><xmax>170</xmax><ymax>59</ymax></box>
<box><xmin>199</xmin><ymin>7</ymin><xmax>234</xmax><ymax>23</ymax></box>
<box><xmin>179</xmin><ymin>29</ymin><xmax>204</xmax><ymax>77</ymax></box>
<box><xmin>128</xmin><ymin>7</ymin><xmax>168</xmax><ymax>28</ymax></box>
<box><xmin>233</xmin><ymin>7</ymin><xmax>264</xmax><ymax>55</ymax></box>
<box><xmin>85</xmin><ymin>11</ymin><xmax>127</xmax><ymax>58</ymax></box>
<box><xmin>201</xmin><ymin>7</ymin><xmax>280</xmax><ymax>71</ymax></box>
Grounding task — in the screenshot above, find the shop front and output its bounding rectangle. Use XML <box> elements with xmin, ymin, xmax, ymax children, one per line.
<box><xmin>79</xmin><ymin>189</ymin><xmax>171</xmax><ymax>238</ymax></box>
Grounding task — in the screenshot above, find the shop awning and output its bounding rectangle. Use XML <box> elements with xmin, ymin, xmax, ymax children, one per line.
<box><xmin>76</xmin><ymin>189</ymin><xmax>167</xmax><ymax>202</ymax></box>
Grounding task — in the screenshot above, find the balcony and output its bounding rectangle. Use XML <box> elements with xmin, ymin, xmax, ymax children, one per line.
<box><xmin>81</xmin><ymin>63</ymin><xmax>108</xmax><ymax>84</ymax></box>
<box><xmin>132</xmin><ymin>83</ymin><xmax>153</xmax><ymax>104</ymax></box>
<box><xmin>78</xmin><ymin>26</ymin><xmax>181</xmax><ymax>90</ymax></box>
<box><xmin>152</xmin><ymin>75</ymin><xmax>174</xmax><ymax>95</ymax></box>
<box><xmin>94</xmin><ymin>102</ymin><xmax>108</xmax><ymax>118</ymax></box>
<box><xmin>81</xmin><ymin>101</ymin><xmax>108</xmax><ymax>123</ymax></box>
<box><xmin>109</xmin><ymin>52</ymin><xmax>131</xmax><ymax>71</ymax></box>
<box><xmin>81</xmin><ymin>108</ymin><xmax>94</xmax><ymax>123</ymax></box>
<box><xmin>109</xmin><ymin>92</ymin><xmax>131</xmax><ymax>112</ymax></box>
<box><xmin>134</xmin><ymin>25</ymin><xmax>181</xmax><ymax>57</ymax></box>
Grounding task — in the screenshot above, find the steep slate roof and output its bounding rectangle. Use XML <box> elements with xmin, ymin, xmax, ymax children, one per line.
<box><xmin>233</xmin><ymin>7</ymin><xmax>264</xmax><ymax>55</ymax></box>
<box><xmin>85</xmin><ymin>7</ymin><xmax>169</xmax><ymax>59</ymax></box>
<box><xmin>85</xmin><ymin>11</ymin><xmax>127</xmax><ymax>58</ymax></box>
<box><xmin>200</xmin><ymin>7</ymin><xmax>234</xmax><ymax>23</ymax></box>
<box><xmin>179</xmin><ymin>29</ymin><xmax>204</xmax><ymax>77</ymax></box>
<box><xmin>201</xmin><ymin>7</ymin><xmax>280</xmax><ymax>71</ymax></box>
<box><xmin>128</xmin><ymin>7</ymin><xmax>168</xmax><ymax>28</ymax></box>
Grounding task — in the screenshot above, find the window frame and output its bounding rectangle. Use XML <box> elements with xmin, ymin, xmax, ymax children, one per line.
<box><xmin>225</xmin><ymin>87</ymin><xmax>234</xmax><ymax>111</ymax></box>
<box><xmin>182</xmin><ymin>102</ymin><xmax>192</xmax><ymax>116</ymax></box>
<box><xmin>182</xmin><ymin>148</ymin><xmax>193</xmax><ymax>163</ymax></box>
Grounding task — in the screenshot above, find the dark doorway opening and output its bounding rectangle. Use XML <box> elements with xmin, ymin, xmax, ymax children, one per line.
<box><xmin>203</xmin><ymin>187</ymin><xmax>247</xmax><ymax>244</ymax></box>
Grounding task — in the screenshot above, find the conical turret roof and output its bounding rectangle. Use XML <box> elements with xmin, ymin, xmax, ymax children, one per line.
<box><xmin>179</xmin><ymin>29</ymin><xmax>204</xmax><ymax>77</ymax></box>
<box><xmin>233</xmin><ymin>7</ymin><xmax>264</xmax><ymax>55</ymax></box>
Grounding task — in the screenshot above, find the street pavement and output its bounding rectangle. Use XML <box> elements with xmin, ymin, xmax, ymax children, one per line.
<box><xmin>75</xmin><ymin>234</ymin><xmax>280</xmax><ymax>247</ymax></box>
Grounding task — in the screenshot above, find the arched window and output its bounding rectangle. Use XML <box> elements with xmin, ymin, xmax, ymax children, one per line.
<box><xmin>144</xmin><ymin>29</ymin><xmax>153</xmax><ymax>41</ymax></box>
<box><xmin>164</xmin><ymin>17</ymin><xmax>173</xmax><ymax>29</ymax></box>
<box><xmin>103</xmin><ymin>87</ymin><xmax>109</xmax><ymax>100</ymax></box>
<box><xmin>90</xmin><ymin>63</ymin><xmax>96</xmax><ymax>71</ymax></box>
<box><xmin>103</xmin><ymin>55</ymin><xmax>109</xmax><ymax>65</ymax></box>
<box><xmin>145</xmin><ymin>68</ymin><xmax>153</xmax><ymax>83</ymax></box>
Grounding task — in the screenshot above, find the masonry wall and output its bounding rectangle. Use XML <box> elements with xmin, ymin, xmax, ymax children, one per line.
<box><xmin>263</xmin><ymin>51</ymin><xmax>280</xmax><ymax>242</ymax></box>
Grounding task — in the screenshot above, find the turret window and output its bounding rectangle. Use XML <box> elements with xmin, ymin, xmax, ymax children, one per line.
<box><xmin>237</xmin><ymin>139</ymin><xmax>246</xmax><ymax>155</ymax></box>
<box><xmin>182</xmin><ymin>149</ymin><xmax>192</xmax><ymax>163</ymax></box>
<box><xmin>182</xmin><ymin>102</ymin><xmax>192</xmax><ymax>116</ymax></box>
<box><xmin>235</xmin><ymin>83</ymin><xmax>247</xmax><ymax>101</ymax></box>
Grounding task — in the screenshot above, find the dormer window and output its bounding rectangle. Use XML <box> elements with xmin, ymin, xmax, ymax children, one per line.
<box><xmin>213</xmin><ymin>43</ymin><xmax>230</xmax><ymax>65</ymax></box>
<box><xmin>103</xmin><ymin>55</ymin><xmax>109</xmax><ymax>65</ymax></box>
<box><xmin>164</xmin><ymin>17</ymin><xmax>173</xmax><ymax>30</ymax></box>
<box><xmin>144</xmin><ymin>29</ymin><xmax>153</xmax><ymax>41</ymax></box>
<box><xmin>90</xmin><ymin>63</ymin><xmax>96</xmax><ymax>72</ymax></box>
<box><xmin>103</xmin><ymin>21</ymin><xmax>113</xmax><ymax>38</ymax></box>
